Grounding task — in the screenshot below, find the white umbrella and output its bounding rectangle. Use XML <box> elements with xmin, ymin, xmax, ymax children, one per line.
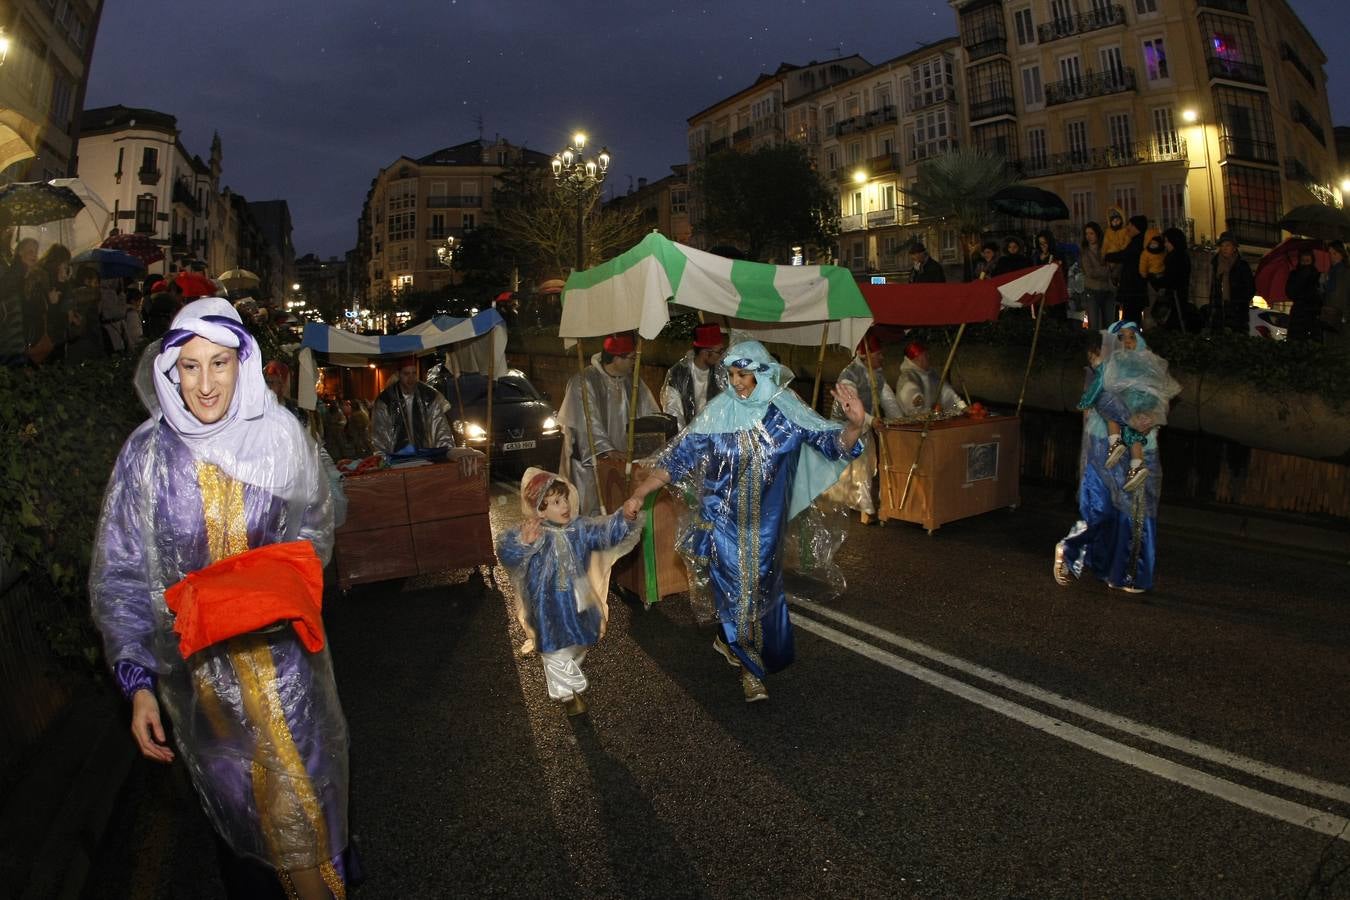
<box><xmin>15</xmin><ymin>178</ymin><xmax>112</xmax><ymax>254</ymax></box>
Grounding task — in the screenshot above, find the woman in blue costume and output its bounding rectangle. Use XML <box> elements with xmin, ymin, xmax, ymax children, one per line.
<box><xmin>624</xmin><ymin>340</ymin><xmax>867</xmax><ymax>702</ymax></box>
<box><xmin>1053</xmin><ymin>323</ymin><xmax>1167</xmax><ymax>594</ymax></box>
<box><xmin>90</xmin><ymin>298</ymin><xmax>349</xmax><ymax>899</ymax></box>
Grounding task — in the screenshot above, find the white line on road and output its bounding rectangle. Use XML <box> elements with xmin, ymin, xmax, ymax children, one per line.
<box><xmin>791</xmin><ymin>613</ymin><xmax>1350</xmax><ymax>842</ymax></box>
<box><xmin>790</xmin><ymin>597</ymin><xmax>1350</xmax><ymax>807</ymax></box>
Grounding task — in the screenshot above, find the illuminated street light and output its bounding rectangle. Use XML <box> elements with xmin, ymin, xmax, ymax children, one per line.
<box><xmin>552</xmin><ymin>130</ymin><xmax>611</xmax><ymax>271</ymax></box>
<box><xmin>0</xmin><ymin>28</ymin><xmax>11</xmax><ymax>66</ymax></box>
<box><xmin>1341</xmin><ymin>177</ymin><xmax>1350</xmax><ymax>194</ymax></box>
<box><xmin>436</xmin><ymin>234</ymin><xmax>459</xmax><ymax>268</ymax></box>
<box><xmin>1181</xmin><ymin>108</ymin><xmax>1199</xmax><ymax>124</ymax></box>
<box><xmin>853</xmin><ymin>170</ymin><xmax>867</xmax><ymax>184</ymax></box>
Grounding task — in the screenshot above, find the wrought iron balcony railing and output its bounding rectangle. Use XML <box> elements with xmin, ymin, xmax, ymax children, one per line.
<box><xmin>1225</xmin><ymin>217</ymin><xmax>1280</xmax><ymax>247</ymax></box>
<box><xmin>1015</xmin><ymin>138</ymin><xmax>1187</xmax><ymax>178</ymax></box>
<box><xmin>969</xmin><ymin>94</ymin><xmax>1015</xmax><ymax>120</ymax></box>
<box><xmin>1219</xmin><ymin>135</ymin><xmax>1277</xmax><ymax>164</ymax></box>
<box><xmin>1045</xmin><ymin>66</ymin><xmax>1136</xmax><ymax>106</ymax></box>
<box><xmin>1036</xmin><ymin>4</ymin><xmax>1125</xmax><ymax>43</ymax></box>
<box><xmin>964</xmin><ymin>32</ymin><xmax>1007</xmax><ymax>61</ymax></box>
<box><xmin>1205</xmin><ymin>56</ymin><xmax>1265</xmax><ymax>86</ymax></box>
<box><xmin>426</xmin><ymin>195</ymin><xmax>484</xmax><ymax>208</ymax></box>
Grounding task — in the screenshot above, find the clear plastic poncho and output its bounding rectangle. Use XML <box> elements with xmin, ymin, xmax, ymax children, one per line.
<box><xmin>1100</xmin><ymin>323</ymin><xmax>1181</xmax><ymax>434</ymax></box>
<box><xmin>89</xmin><ymin>299</ymin><xmax>348</xmax><ymax>879</ymax></box>
<box><xmin>556</xmin><ymin>353</ymin><xmax>659</xmax><ymax>515</ymax></box>
<box><xmin>649</xmin><ymin>341</ymin><xmax>862</xmax><ymax>675</ymax></box>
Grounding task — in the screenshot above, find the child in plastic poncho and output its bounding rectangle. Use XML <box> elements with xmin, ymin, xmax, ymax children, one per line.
<box><xmin>496</xmin><ymin>469</ymin><xmax>641</xmax><ymax>716</ymax></box>
<box><xmin>1097</xmin><ymin>321</ymin><xmax>1180</xmax><ymax>491</ymax></box>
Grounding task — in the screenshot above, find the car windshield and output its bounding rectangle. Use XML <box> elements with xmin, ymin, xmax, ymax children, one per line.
<box><xmin>450</xmin><ymin>373</ymin><xmax>540</xmax><ymax>406</ymax></box>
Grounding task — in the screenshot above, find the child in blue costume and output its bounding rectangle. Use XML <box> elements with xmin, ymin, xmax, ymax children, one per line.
<box><xmin>1096</xmin><ymin>321</ymin><xmax>1180</xmax><ymax>491</ymax></box>
<box><xmin>497</xmin><ymin>468</ymin><xmax>640</xmax><ymax>716</ymax></box>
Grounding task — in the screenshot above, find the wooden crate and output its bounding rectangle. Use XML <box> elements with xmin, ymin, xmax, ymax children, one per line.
<box><xmin>597</xmin><ymin>457</ymin><xmax>689</xmax><ymax>604</ymax></box>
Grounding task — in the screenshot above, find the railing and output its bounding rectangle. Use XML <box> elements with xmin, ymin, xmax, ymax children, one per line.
<box><xmin>867</xmin><ymin>208</ymin><xmax>898</xmax><ymax>227</ymax></box>
<box><xmin>1205</xmin><ymin>56</ymin><xmax>1265</xmax><ymax>86</ymax></box>
<box><xmin>1280</xmin><ymin>42</ymin><xmax>1316</xmax><ymax>87</ymax></box>
<box><xmin>911</xmin><ymin>140</ymin><xmax>958</xmax><ymax>163</ymax></box>
<box><xmin>708</xmin><ymin>137</ymin><xmax>729</xmax><ymax>154</ymax></box>
<box><xmin>833</xmin><ymin>114</ymin><xmax>864</xmax><ymax>137</ymax></box>
<box><xmin>969</xmin><ymin>94</ymin><xmax>1016</xmax><ymax>120</ymax></box>
<box><xmin>867</xmin><ymin>152</ymin><xmax>903</xmax><ymax>174</ymax></box>
<box><xmin>964</xmin><ymin>33</ymin><xmax>1007</xmax><ymax>61</ymax></box>
<box><xmin>732</xmin><ymin>125</ymin><xmax>754</xmax><ymax>144</ymax></box>
<box><xmin>1292</xmin><ymin>101</ymin><xmax>1326</xmax><ymax>145</ymax></box>
<box><xmin>907</xmin><ymin>91</ymin><xmax>956</xmax><ymax>114</ymax></box>
<box><xmin>1220</xmin><ymin>135</ymin><xmax>1277</xmax><ymax>164</ymax></box>
<box><xmin>839</xmin><ymin>213</ymin><xmax>866</xmax><ymax>233</ymax></box>
<box><xmin>1197</xmin><ymin>0</ymin><xmax>1248</xmax><ymax>13</ymax></box>
<box><xmin>1036</xmin><ymin>4</ymin><xmax>1125</xmax><ymax>43</ymax></box>
<box><xmin>1284</xmin><ymin>157</ymin><xmax>1317</xmax><ymax>183</ymax></box>
<box><xmin>1015</xmin><ymin>138</ymin><xmax>1187</xmax><ymax>177</ymax></box>
<box><xmin>1225</xmin><ymin>217</ymin><xmax>1280</xmax><ymax>247</ymax></box>
<box><xmin>138</xmin><ymin>167</ymin><xmax>161</xmax><ymax>185</ymax></box>
<box><xmin>1045</xmin><ymin>66</ymin><xmax>1136</xmax><ymax>106</ymax></box>
<box><xmin>426</xmin><ymin>195</ymin><xmax>483</xmax><ymax>208</ymax></box>
<box><xmin>426</xmin><ymin>227</ymin><xmax>454</xmax><ymax>239</ymax></box>
<box><xmin>866</xmin><ymin>105</ymin><xmax>898</xmax><ymax>128</ymax></box>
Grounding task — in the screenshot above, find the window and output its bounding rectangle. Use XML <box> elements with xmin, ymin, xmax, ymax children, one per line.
<box><xmin>1202</xmin><ymin>14</ymin><xmax>1263</xmax><ymax>84</ymax></box>
<box><xmin>972</xmin><ymin>120</ymin><xmax>1019</xmax><ymax>160</ymax></box>
<box><xmin>387</xmin><ymin>179</ymin><xmax>416</xmax><ymax>211</ymax></box>
<box><xmin>671</xmin><ymin>189</ymin><xmax>688</xmax><ymax>214</ymax></box>
<box><xmin>1223</xmin><ymin>165</ymin><xmax>1281</xmax><ymax>243</ymax></box>
<box><xmin>1112</xmin><ymin>185</ymin><xmax>1139</xmax><ymax>219</ymax></box>
<box><xmin>880</xmin><ymin>136</ymin><xmax>894</xmax><ymax>156</ymax></box>
<box><xmin>823</xmin><ymin>106</ymin><xmax>836</xmax><ymax>130</ymax></box>
<box><xmin>910</xmin><ymin>56</ymin><xmax>955</xmax><ymax>109</ymax></box>
<box><xmin>141</xmin><ymin>147</ymin><xmax>158</xmax><ymax>174</ymax></box>
<box><xmin>1049</xmin><ymin>0</ymin><xmax>1072</xmax><ymax>24</ymax></box>
<box><xmin>875</xmin><ymin>85</ymin><xmax>893</xmax><ymax>111</ymax></box>
<box><xmin>462</xmin><ymin>212</ymin><xmax>477</xmax><ymax>230</ymax></box>
<box><xmin>849</xmin><ymin>191</ymin><xmax>863</xmax><ymax>216</ymax></box>
<box><xmin>1021</xmin><ymin>65</ymin><xmax>1044</xmax><ymax>108</ymax></box>
<box><xmin>1142</xmin><ymin>37</ymin><xmax>1169</xmax><ymax>82</ymax></box>
<box><xmin>826</xmin><ymin>149</ymin><xmax>839</xmax><ymax>172</ymax></box>
<box><xmin>751</xmin><ymin>96</ymin><xmax>777</xmax><ymax>120</ymax></box>
<box><xmin>1159</xmin><ymin>182</ymin><xmax>1186</xmax><ymax>227</ymax></box>
<box><xmin>48</xmin><ymin>67</ymin><xmax>73</xmax><ymax>127</ymax></box>
<box><xmin>1152</xmin><ymin>106</ymin><xmax>1179</xmax><ymax>155</ymax></box>
<box><xmin>1013</xmin><ymin>8</ymin><xmax>1035</xmax><ymax>46</ymax></box>
<box><xmin>1058</xmin><ymin>55</ymin><xmax>1084</xmax><ymax>93</ymax></box>
<box><xmin>460</xmin><ymin>180</ymin><xmax>481</xmax><ymax>203</ymax></box>
<box><xmin>911</xmin><ymin>109</ymin><xmax>953</xmax><ymax>161</ymax></box>
<box><xmin>1028</xmin><ymin>127</ymin><xmax>1048</xmax><ymax>170</ymax></box>
<box><xmin>848</xmin><ymin>142</ymin><xmax>863</xmax><ymax>164</ymax></box>
<box><xmin>881</xmin><ymin>184</ymin><xmax>896</xmax><ymax>210</ymax></box>
<box><xmin>68</xmin><ymin>13</ymin><xmax>86</xmax><ymax>49</ymax></box>
<box><xmin>135</xmin><ymin>195</ymin><xmax>156</xmax><ymax>234</ymax></box>
<box><xmin>1213</xmin><ymin>85</ymin><xmax>1276</xmax><ymax>162</ymax></box>
<box><xmin>430</xmin><ymin>213</ymin><xmax>446</xmax><ymax>237</ymax></box>
<box><xmin>1070</xmin><ymin>189</ymin><xmax>1094</xmax><ymax>227</ymax></box>
<box><xmin>1099</xmin><ymin>46</ymin><xmax>1125</xmax><ymax>84</ymax></box>
<box><xmin>1107</xmin><ymin>112</ymin><xmax>1133</xmax><ymax>153</ymax></box>
<box><xmin>388</xmin><ymin>211</ymin><xmax>415</xmax><ymax>241</ymax></box>
<box><xmin>1066</xmin><ymin>119</ymin><xmax>1090</xmax><ymax>163</ymax></box>
<box><xmin>1134</xmin><ymin>0</ymin><xmax>1157</xmax><ymax>13</ymax></box>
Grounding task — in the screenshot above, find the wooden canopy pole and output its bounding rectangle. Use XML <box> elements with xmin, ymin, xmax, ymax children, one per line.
<box><xmin>862</xmin><ymin>339</ymin><xmax>894</xmax><ymax>513</ymax></box>
<box><xmin>811</xmin><ymin>322</ymin><xmax>830</xmax><ymax>410</ymax></box>
<box><xmin>1015</xmin><ymin>297</ymin><xmax>1046</xmax><ymax>417</ymax></box>
<box><xmin>485</xmin><ymin>341</ymin><xmax>495</xmax><ymax>472</ymax></box>
<box><xmin>575</xmin><ymin>341</ymin><xmax>607</xmax><ymax>515</ymax></box>
<box><xmin>625</xmin><ymin>336</ymin><xmax>644</xmax><ymax>480</ymax></box>
<box><xmin>899</xmin><ymin>323</ymin><xmax>967</xmax><ymax>511</ymax></box>
<box><xmin>447</xmin><ymin>348</ymin><xmax>467</xmax><ymax>446</ymax></box>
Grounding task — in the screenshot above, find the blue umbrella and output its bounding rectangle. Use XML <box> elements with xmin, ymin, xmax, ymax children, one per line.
<box><xmin>71</xmin><ymin>247</ymin><xmax>146</xmax><ymax>278</ymax></box>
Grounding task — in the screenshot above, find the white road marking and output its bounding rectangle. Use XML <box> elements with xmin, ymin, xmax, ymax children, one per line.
<box><xmin>791</xmin><ymin>613</ymin><xmax>1350</xmax><ymax>842</ymax></box>
<box><xmin>790</xmin><ymin>596</ymin><xmax>1350</xmax><ymax>806</ymax></box>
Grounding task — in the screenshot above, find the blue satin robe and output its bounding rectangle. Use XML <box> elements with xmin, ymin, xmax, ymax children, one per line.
<box><xmin>660</xmin><ymin>405</ymin><xmax>861</xmax><ymax>678</ymax></box>
<box><xmin>497</xmin><ymin>511</ymin><xmax>633</xmax><ymax>652</ymax></box>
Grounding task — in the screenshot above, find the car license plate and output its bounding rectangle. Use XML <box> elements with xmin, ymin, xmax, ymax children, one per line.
<box><xmin>503</xmin><ymin>440</ymin><xmax>536</xmax><ymax>451</ymax></box>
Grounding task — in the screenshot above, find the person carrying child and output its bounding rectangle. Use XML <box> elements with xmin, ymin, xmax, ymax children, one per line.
<box><xmin>497</xmin><ymin>468</ymin><xmax>642</xmax><ymax>716</ymax></box>
<box><xmin>1097</xmin><ymin>321</ymin><xmax>1179</xmax><ymax>492</ymax></box>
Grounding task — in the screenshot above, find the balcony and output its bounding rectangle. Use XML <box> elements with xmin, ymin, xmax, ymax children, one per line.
<box><xmin>1036</xmin><ymin>4</ymin><xmax>1125</xmax><ymax>43</ymax></box>
<box><xmin>969</xmin><ymin>94</ymin><xmax>1015</xmax><ymax>121</ymax></box>
<box><xmin>867</xmin><ymin>208</ymin><xmax>899</xmax><ymax>227</ymax></box>
<box><xmin>1197</xmin><ymin>0</ymin><xmax>1248</xmax><ymax>14</ymax></box>
<box><xmin>172</xmin><ymin>180</ymin><xmax>200</xmax><ymax>214</ymax></box>
<box><xmin>1205</xmin><ymin>56</ymin><xmax>1265</xmax><ymax>87</ymax></box>
<box><xmin>708</xmin><ymin>137</ymin><xmax>729</xmax><ymax>154</ymax></box>
<box><xmin>907</xmin><ymin>91</ymin><xmax>957</xmax><ymax>114</ymax></box>
<box><xmin>1292</xmin><ymin>102</ymin><xmax>1326</xmax><ymax>145</ymax></box>
<box><xmin>1219</xmin><ymin>135</ymin><xmax>1277</xmax><ymax>164</ymax></box>
<box><xmin>732</xmin><ymin>125</ymin><xmax>754</xmax><ymax>144</ymax></box>
<box><xmin>1284</xmin><ymin>157</ymin><xmax>1317</xmax><ymax>183</ymax></box>
<box><xmin>1280</xmin><ymin>42</ymin><xmax>1316</xmax><ymax>87</ymax></box>
<box><xmin>426</xmin><ymin>195</ymin><xmax>483</xmax><ymax>208</ymax></box>
<box><xmin>865</xmin><ymin>105</ymin><xmax>898</xmax><ymax>128</ymax></box>
<box><xmin>138</xmin><ymin>167</ymin><xmax>161</xmax><ymax>186</ymax></box>
<box><xmin>1015</xmin><ymin>138</ymin><xmax>1188</xmax><ymax>178</ymax></box>
<box><xmin>866</xmin><ymin>152</ymin><xmax>902</xmax><ymax>174</ymax></box>
<box><xmin>964</xmin><ymin>31</ymin><xmax>1007</xmax><ymax>62</ymax></box>
<box><xmin>839</xmin><ymin>213</ymin><xmax>866</xmax><ymax>233</ymax></box>
<box><xmin>1225</xmin><ymin>217</ymin><xmax>1279</xmax><ymax>247</ymax></box>
<box><xmin>833</xmin><ymin>114</ymin><xmax>864</xmax><ymax>137</ymax></box>
<box><xmin>1045</xmin><ymin>67</ymin><xmax>1136</xmax><ymax>106</ymax></box>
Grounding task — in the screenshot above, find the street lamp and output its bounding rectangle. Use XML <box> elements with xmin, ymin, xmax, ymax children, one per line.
<box><xmin>552</xmin><ymin>131</ymin><xmax>611</xmax><ymax>271</ymax></box>
<box><xmin>436</xmin><ymin>234</ymin><xmax>458</xmax><ymax>268</ymax></box>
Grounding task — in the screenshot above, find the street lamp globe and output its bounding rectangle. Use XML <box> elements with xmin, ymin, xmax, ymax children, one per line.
<box><xmin>1341</xmin><ymin>177</ymin><xmax>1350</xmax><ymax>194</ymax></box>
<box><xmin>853</xmin><ymin>170</ymin><xmax>867</xmax><ymax>184</ymax></box>
<box><xmin>292</xmin><ymin>282</ymin><xmax>301</xmax><ymax>292</ymax></box>
<box><xmin>552</xmin><ymin>129</ymin><xmax>613</xmax><ymax>271</ymax></box>
<box><xmin>1182</xmin><ymin>108</ymin><xmax>1199</xmax><ymax>124</ymax></box>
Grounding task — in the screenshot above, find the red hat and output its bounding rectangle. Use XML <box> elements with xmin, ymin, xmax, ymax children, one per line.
<box><xmin>603</xmin><ymin>333</ymin><xmax>635</xmax><ymax>355</ymax></box>
<box><xmin>151</xmin><ymin>279</ymin><xmax>168</xmax><ymax>293</ymax></box>
<box><xmin>175</xmin><ymin>271</ymin><xmax>218</xmax><ymax>301</ymax></box>
<box><xmin>692</xmin><ymin>323</ymin><xmax>725</xmax><ymax>349</ymax></box>
<box><xmin>523</xmin><ymin>471</ymin><xmax>556</xmax><ymax>510</ymax></box>
<box><xmin>905</xmin><ymin>341</ymin><xmax>928</xmax><ymax>360</ymax></box>
<box><xmin>856</xmin><ymin>332</ymin><xmax>882</xmax><ymax>357</ymax></box>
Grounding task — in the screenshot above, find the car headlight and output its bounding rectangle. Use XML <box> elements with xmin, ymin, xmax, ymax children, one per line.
<box><xmin>542</xmin><ymin>416</ymin><xmax>559</xmax><ymax>434</ymax></box>
<box><xmin>463</xmin><ymin>423</ymin><xmax>487</xmax><ymax>441</ymax></box>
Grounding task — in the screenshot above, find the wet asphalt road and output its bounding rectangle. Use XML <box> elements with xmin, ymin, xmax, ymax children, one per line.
<box><xmin>85</xmin><ymin>481</ymin><xmax>1350</xmax><ymax>899</ymax></box>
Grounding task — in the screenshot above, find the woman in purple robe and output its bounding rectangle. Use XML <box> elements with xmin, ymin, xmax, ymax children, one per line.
<box><xmin>90</xmin><ymin>298</ymin><xmax>349</xmax><ymax>899</ymax></box>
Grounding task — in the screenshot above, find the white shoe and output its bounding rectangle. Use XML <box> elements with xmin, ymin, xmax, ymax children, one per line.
<box><xmin>1053</xmin><ymin>542</ymin><xmax>1072</xmax><ymax>586</ymax></box>
<box><xmin>713</xmin><ymin>633</ymin><xmax>741</xmax><ymax>669</ymax></box>
<box><xmin>1124</xmin><ymin>464</ymin><xmax>1148</xmax><ymax>492</ymax></box>
<box><xmin>1105</xmin><ymin>442</ymin><xmax>1126</xmax><ymax>469</ymax></box>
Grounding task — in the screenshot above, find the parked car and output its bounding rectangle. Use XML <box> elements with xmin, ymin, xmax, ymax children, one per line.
<box><xmin>1249</xmin><ymin>307</ymin><xmax>1289</xmax><ymax>341</ymax></box>
<box><xmin>431</xmin><ymin>369</ymin><xmax>563</xmax><ymax>474</ymax></box>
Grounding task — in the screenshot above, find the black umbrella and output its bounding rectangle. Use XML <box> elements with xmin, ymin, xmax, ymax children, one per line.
<box><xmin>1275</xmin><ymin>203</ymin><xmax>1350</xmax><ymax>241</ymax></box>
<box><xmin>0</xmin><ymin>181</ymin><xmax>85</xmax><ymax>226</ymax></box>
<box><xmin>989</xmin><ymin>185</ymin><xmax>1070</xmax><ymax>222</ymax></box>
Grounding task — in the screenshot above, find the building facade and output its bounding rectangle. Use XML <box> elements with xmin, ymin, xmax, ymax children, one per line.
<box><xmin>359</xmin><ymin>138</ymin><xmax>552</xmax><ymax>303</ymax></box>
<box><xmin>951</xmin><ymin>0</ymin><xmax>1340</xmax><ymax>249</ymax></box>
<box><xmin>0</xmin><ymin>0</ymin><xmax>104</xmax><ymax>182</ymax></box>
<box><xmin>247</xmin><ymin>198</ymin><xmax>295</xmax><ymax>305</ymax></box>
<box><xmin>603</xmin><ymin>164</ymin><xmax>692</xmax><ymax>244</ymax></box>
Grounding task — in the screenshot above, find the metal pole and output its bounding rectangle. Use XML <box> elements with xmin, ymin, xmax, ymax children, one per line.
<box><xmin>625</xmin><ymin>336</ymin><xmax>643</xmax><ymax>480</ymax></box>
<box><xmin>485</xmin><ymin>340</ymin><xmax>495</xmax><ymax>473</ymax></box>
<box><xmin>1016</xmin><ymin>298</ymin><xmax>1046</xmax><ymax>417</ymax></box>
<box><xmin>575</xmin><ymin>191</ymin><xmax>585</xmax><ymax>273</ymax></box>
<box><xmin>899</xmin><ymin>322</ymin><xmax>966</xmax><ymax>511</ymax></box>
<box><xmin>575</xmin><ymin>341</ymin><xmax>607</xmax><ymax>515</ymax></box>
<box><xmin>862</xmin><ymin>339</ymin><xmax>894</xmax><ymax>516</ymax></box>
<box><xmin>811</xmin><ymin>322</ymin><xmax>829</xmax><ymax>410</ymax></box>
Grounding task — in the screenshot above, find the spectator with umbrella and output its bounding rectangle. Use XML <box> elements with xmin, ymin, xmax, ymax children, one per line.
<box><xmin>1323</xmin><ymin>241</ymin><xmax>1348</xmax><ymax>351</ymax></box>
<box><xmin>23</xmin><ymin>243</ymin><xmax>74</xmax><ymax>365</ymax></box>
<box><xmin>1285</xmin><ymin>248</ymin><xmax>1323</xmax><ymax>341</ymax></box>
<box><xmin>0</xmin><ymin>237</ymin><xmax>37</xmax><ymax>365</ymax></box>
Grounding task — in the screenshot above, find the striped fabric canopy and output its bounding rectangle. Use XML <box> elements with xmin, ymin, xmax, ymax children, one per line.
<box><xmin>559</xmin><ymin>232</ymin><xmax>873</xmax><ymax>349</ymax></box>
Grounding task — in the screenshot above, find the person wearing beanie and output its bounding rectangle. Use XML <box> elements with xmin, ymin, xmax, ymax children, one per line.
<box><xmin>557</xmin><ymin>332</ymin><xmax>659</xmax><ymax>515</ymax></box>
<box><xmin>824</xmin><ymin>330</ymin><xmax>903</xmax><ymax>522</ymax></box>
<box><xmin>1208</xmin><ymin>232</ymin><xmax>1255</xmax><ymax>334</ymax></box>
<box><xmin>895</xmin><ymin>340</ymin><xmax>966</xmax><ymax>414</ymax></box>
<box><xmin>909</xmin><ymin>241</ymin><xmax>946</xmax><ymax>283</ymax></box>
<box><xmin>990</xmin><ymin>236</ymin><xmax>1034</xmax><ymax>276</ymax></box>
<box><xmin>1105</xmin><ymin>214</ymin><xmax>1149</xmax><ymax>324</ymax></box>
<box><xmin>497</xmin><ymin>469</ymin><xmax>641</xmax><ymax>716</ymax></box>
<box><xmin>660</xmin><ymin>322</ymin><xmax>726</xmax><ymax>430</ymax></box>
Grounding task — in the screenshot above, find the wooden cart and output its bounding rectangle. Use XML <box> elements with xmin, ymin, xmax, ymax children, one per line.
<box><xmin>597</xmin><ymin>456</ymin><xmax>689</xmax><ymax>605</ymax></box>
<box><xmin>877</xmin><ymin>415</ymin><xmax>1020</xmax><ymax>533</ymax></box>
<box><xmin>333</xmin><ymin>454</ymin><xmax>494</xmax><ymax>591</ymax></box>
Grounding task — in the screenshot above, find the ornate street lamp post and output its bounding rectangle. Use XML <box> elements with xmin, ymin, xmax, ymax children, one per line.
<box><xmin>435</xmin><ymin>234</ymin><xmax>458</xmax><ymax>270</ymax></box>
<box><xmin>551</xmin><ymin>132</ymin><xmax>611</xmax><ymax>272</ymax></box>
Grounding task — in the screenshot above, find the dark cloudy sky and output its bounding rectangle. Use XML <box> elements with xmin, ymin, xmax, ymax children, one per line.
<box><xmin>83</xmin><ymin>0</ymin><xmax>1347</xmax><ymax>260</ymax></box>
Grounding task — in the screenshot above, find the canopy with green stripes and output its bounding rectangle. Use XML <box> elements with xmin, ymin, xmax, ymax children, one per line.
<box><xmin>559</xmin><ymin>232</ymin><xmax>873</xmax><ymax>350</ymax></box>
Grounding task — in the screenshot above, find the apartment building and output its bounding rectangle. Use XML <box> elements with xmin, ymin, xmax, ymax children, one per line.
<box><xmin>603</xmin><ymin>164</ymin><xmax>692</xmax><ymax>244</ymax></box>
<box><xmin>0</xmin><ymin>0</ymin><xmax>104</xmax><ymax>182</ymax></box>
<box><xmin>951</xmin><ymin>0</ymin><xmax>1340</xmax><ymax>249</ymax></box>
<box><xmin>811</xmin><ymin>39</ymin><xmax>964</xmax><ymax>274</ymax></box>
<box><xmin>359</xmin><ymin>138</ymin><xmax>551</xmax><ymax>302</ymax></box>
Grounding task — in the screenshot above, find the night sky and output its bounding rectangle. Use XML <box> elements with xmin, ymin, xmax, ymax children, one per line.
<box><xmin>83</xmin><ymin>0</ymin><xmax>1348</xmax><ymax>260</ymax></box>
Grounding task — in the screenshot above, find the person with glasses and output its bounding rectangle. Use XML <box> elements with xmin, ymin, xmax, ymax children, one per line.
<box><xmin>660</xmin><ymin>322</ymin><xmax>726</xmax><ymax>431</ymax></box>
<box><xmin>557</xmin><ymin>332</ymin><xmax>658</xmax><ymax>515</ymax></box>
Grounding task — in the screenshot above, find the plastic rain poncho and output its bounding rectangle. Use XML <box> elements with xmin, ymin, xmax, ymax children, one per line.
<box><xmin>1100</xmin><ymin>322</ymin><xmax>1180</xmax><ymax>444</ymax></box>
<box><xmin>652</xmin><ymin>341</ymin><xmax>863</xmax><ymax>679</ymax></box>
<box><xmin>557</xmin><ymin>353</ymin><xmax>658</xmax><ymax>516</ymax></box>
<box><xmin>896</xmin><ymin>356</ymin><xmax>966</xmax><ymax>414</ymax></box>
<box><xmin>89</xmin><ymin>299</ymin><xmax>349</xmax><ymax>885</ymax></box>
<box><xmin>496</xmin><ymin>468</ymin><xmax>642</xmax><ymax>658</ymax></box>
<box><xmin>824</xmin><ymin>355</ymin><xmax>902</xmax><ymax>516</ymax></box>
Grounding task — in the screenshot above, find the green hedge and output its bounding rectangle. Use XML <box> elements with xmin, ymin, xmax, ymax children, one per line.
<box><xmin>1</xmin><ymin>355</ymin><xmax>146</xmax><ymax>666</ymax></box>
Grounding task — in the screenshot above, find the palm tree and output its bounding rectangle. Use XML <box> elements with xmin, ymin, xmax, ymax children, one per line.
<box><xmin>904</xmin><ymin>148</ymin><xmax>1019</xmax><ymax>245</ymax></box>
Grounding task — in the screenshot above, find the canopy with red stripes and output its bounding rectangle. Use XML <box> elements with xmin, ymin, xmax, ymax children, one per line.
<box><xmin>860</xmin><ymin>264</ymin><xmax>1068</xmax><ymax>326</ymax></box>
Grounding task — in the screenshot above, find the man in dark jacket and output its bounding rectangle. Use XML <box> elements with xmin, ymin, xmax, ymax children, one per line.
<box><xmin>1105</xmin><ymin>214</ymin><xmax>1148</xmax><ymax>324</ymax></box>
<box><xmin>908</xmin><ymin>242</ymin><xmax>946</xmax><ymax>283</ymax></box>
<box><xmin>1208</xmin><ymin>232</ymin><xmax>1255</xmax><ymax>335</ymax></box>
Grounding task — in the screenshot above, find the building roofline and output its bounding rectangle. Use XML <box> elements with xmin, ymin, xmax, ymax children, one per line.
<box><xmin>80</xmin><ymin>104</ymin><xmax>178</xmax><ymax>136</ymax></box>
<box><xmin>686</xmin><ymin>55</ymin><xmax>872</xmax><ymax>124</ymax></box>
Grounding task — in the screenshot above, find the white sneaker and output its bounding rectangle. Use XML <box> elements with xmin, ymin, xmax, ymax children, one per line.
<box><xmin>1105</xmin><ymin>442</ymin><xmax>1126</xmax><ymax>469</ymax></box>
<box><xmin>1124</xmin><ymin>464</ymin><xmax>1148</xmax><ymax>492</ymax></box>
<box><xmin>1053</xmin><ymin>541</ymin><xmax>1072</xmax><ymax>586</ymax></box>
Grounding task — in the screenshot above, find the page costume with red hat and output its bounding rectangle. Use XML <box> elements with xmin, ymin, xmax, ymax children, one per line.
<box><xmin>660</xmin><ymin>323</ymin><xmax>726</xmax><ymax>431</ymax></box>
<box><xmin>823</xmin><ymin>331</ymin><xmax>902</xmax><ymax>517</ymax></box>
<box><xmin>89</xmin><ymin>299</ymin><xmax>350</xmax><ymax>892</ymax></box>
<box><xmin>556</xmin><ymin>333</ymin><xmax>658</xmax><ymax>514</ymax></box>
<box><xmin>896</xmin><ymin>340</ymin><xmax>966</xmax><ymax>414</ymax></box>
<box><xmin>496</xmin><ymin>468</ymin><xmax>641</xmax><ymax>713</ymax></box>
